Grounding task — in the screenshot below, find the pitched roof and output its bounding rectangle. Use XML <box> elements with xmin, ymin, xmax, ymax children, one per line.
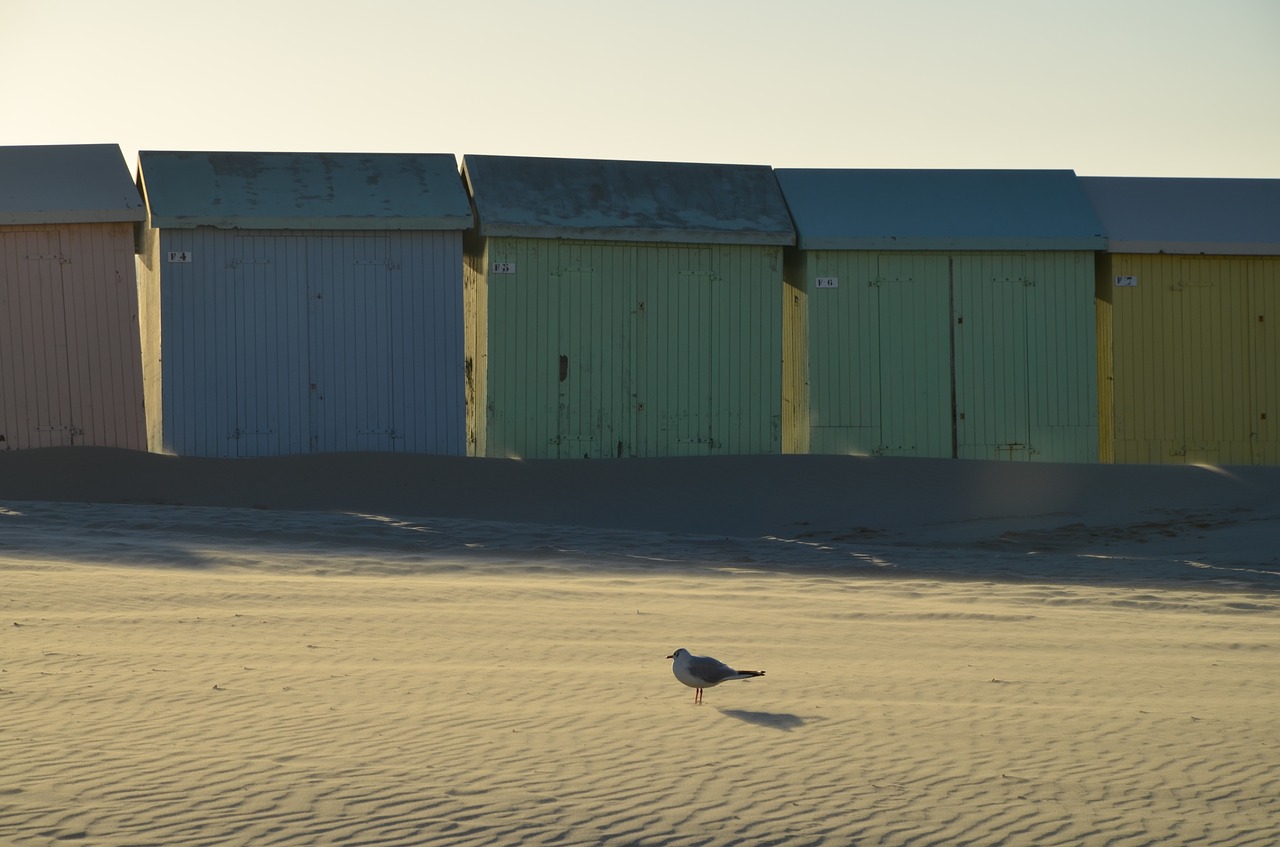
<box><xmin>775</xmin><ymin>168</ymin><xmax>1105</xmax><ymax>251</ymax></box>
<box><xmin>0</xmin><ymin>144</ymin><xmax>145</xmax><ymax>225</ymax></box>
<box><xmin>461</xmin><ymin>155</ymin><xmax>795</xmax><ymax>245</ymax></box>
<box><xmin>137</xmin><ymin>151</ymin><xmax>473</xmax><ymax>230</ymax></box>
<box><xmin>1081</xmin><ymin>176</ymin><xmax>1280</xmax><ymax>255</ymax></box>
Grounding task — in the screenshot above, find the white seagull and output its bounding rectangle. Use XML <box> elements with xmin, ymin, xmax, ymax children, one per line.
<box><xmin>667</xmin><ymin>647</ymin><xmax>765</xmax><ymax>704</ymax></box>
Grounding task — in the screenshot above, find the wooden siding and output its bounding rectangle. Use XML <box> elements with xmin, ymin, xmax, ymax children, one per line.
<box><xmin>1094</xmin><ymin>258</ymin><xmax>1115</xmax><ymax>464</ymax></box>
<box><xmin>1104</xmin><ymin>254</ymin><xmax>1278</xmax><ymax>464</ymax></box>
<box><xmin>475</xmin><ymin>238</ymin><xmax>783</xmax><ymax>458</ymax></box>
<box><xmin>1256</xmin><ymin>259</ymin><xmax>1279</xmax><ymax>464</ymax></box>
<box><xmin>781</xmin><ymin>256</ymin><xmax>807</xmax><ymax>454</ymax></box>
<box><xmin>462</xmin><ymin>232</ymin><xmax>488</xmax><ymax>456</ymax></box>
<box><xmin>1</xmin><ymin>223</ymin><xmax>146</xmax><ymax>451</ymax></box>
<box><xmin>800</xmin><ymin>250</ymin><xmax>1098</xmax><ymax>461</ymax></box>
<box><xmin>144</xmin><ymin>227</ymin><xmax>464</xmax><ymax>457</ymax></box>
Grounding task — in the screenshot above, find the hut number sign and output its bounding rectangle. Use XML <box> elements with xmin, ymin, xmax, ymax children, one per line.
<box><xmin>491</xmin><ymin>261</ymin><xmax>516</xmax><ymax>274</ymax></box>
<box><xmin>815</xmin><ymin>277</ymin><xmax>839</xmax><ymax>289</ymax></box>
<box><xmin>167</xmin><ymin>251</ymin><xmax>192</xmax><ymax>263</ymax></box>
<box><xmin>1115</xmin><ymin>275</ymin><xmax>1138</xmax><ymax>287</ymax></box>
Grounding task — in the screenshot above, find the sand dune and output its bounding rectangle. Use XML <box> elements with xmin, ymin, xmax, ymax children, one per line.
<box><xmin>2</xmin><ymin>448</ymin><xmax>1279</xmax><ymax>845</ymax></box>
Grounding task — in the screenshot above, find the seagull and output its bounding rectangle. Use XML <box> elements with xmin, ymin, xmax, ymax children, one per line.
<box><xmin>667</xmin><ymin>648</ymin><xmax>765</xmax><ymax>704</ymax></box>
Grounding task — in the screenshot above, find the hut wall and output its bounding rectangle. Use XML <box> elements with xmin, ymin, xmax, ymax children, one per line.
<box><xmin>136</xmin><ymin>210</ymin><xmax>165</xmax><ymax>452</ymax></box>
<box><xmin>478</xmin><ymin>237</ymin><xmax>783</xmax><ymax>459</ymax></box>
<box><xmin>802</xmin><ymin>250</ymin><xmax>1098</xmax><ymax>461</ymax></box>
<box><xmin>1105</xmin><ymin>253</ymin><xmax>1278</xmax><ymax>464</ymax></box>
<box><xmin>462</xmin><ymin>230</ymin><xmax>489</xmax><ymax>457</ymax></box>
<box><xmin>152</xmin><ymin>227</ymin><xmax>464</xmax><ymax>457</ymax></box>
<box><xmin>781</xmin><ymin>254</ymin><xmax>808</xmax><ymax>455</ymax></box>
<box><xmin>1</xmin><ymin>222</ymin><xmax>146</xmax><ymax>451</ymax></box>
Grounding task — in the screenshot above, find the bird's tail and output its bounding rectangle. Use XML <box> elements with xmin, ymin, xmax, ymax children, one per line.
<box><xmin>736</xmin><ymin>670</ymin><xmax>765</xmax><ymax>679</ymax></box>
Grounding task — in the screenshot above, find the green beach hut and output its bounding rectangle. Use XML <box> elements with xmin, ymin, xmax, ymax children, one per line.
<box><xmin>776</xmin><ymin>169</ymin><xmax>1106</xmax><ymax>462</ymax></box>
<box><xmin>462</xmin><ymin>155</ymin><xmax>796</xmax><ymax>459</ymax></box>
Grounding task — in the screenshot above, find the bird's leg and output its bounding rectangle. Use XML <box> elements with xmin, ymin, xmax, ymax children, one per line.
<box><xmin>695</xmin><ymin>688</ymin><xmax>703</xmax><ymax>705</ymax></box>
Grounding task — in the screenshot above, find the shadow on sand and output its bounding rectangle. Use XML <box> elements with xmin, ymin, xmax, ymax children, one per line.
<box><xmin>719</xmin><ymin>709</ymin><xmax>806</xmax><ymax>731</ymax></box>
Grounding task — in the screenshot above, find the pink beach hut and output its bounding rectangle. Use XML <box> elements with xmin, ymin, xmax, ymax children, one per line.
<box><xmin>0</xmin><ymin>144</ymin><xmax>148</xmax><ymax>451</ymax></box>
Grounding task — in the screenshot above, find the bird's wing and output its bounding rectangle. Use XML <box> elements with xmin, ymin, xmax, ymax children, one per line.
<box><xmin>686</xmin><ymin>654</ymin><xmax>738</xmax><ymax>684</ymax></box>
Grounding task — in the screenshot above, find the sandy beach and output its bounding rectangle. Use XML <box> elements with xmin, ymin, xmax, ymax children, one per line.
<box><xmin>2</xmin><ymin>448</ymin><xmax>1279</xmax><ymax>846</ymax></box>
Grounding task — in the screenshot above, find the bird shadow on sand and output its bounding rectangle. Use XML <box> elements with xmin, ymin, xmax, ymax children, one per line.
<box><xmin>718</xmin><ymin>709</ymin><xmax>806</xmax><ymax>731</ymax></box>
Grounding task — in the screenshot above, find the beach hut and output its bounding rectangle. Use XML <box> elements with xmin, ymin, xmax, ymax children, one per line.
<box><xmin>136</xmin><ymin>151</ymin><xmax>473</xmax><ymax>457</ymax></box>
<box><xmin>776</xmin><ymin>169</ymin><xmax>1106</xmax><ymax>462</ymax></box>
<box><xmin>1083</xmin><ymin>177</ymin><xmax>1280</xmax><ymax>465</ymax></box>
<box><xmin>461</xmin><ymin>155</ymin><xmax>796</xmax><ymax>459</ymax></box>
<box><xmin>1</xmin><ymin>144</ymin><xmax>147</xmax><ymax>451</ymax></box>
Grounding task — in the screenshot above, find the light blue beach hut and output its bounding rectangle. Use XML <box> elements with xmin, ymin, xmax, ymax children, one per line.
<box><xmin>136</xmin><ymin>151</ymin><xmax>473</xmax><ymax>457</ymax></box>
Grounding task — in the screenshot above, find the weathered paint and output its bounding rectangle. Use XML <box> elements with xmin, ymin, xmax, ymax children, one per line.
<box><xmin>136</xmin><ymin>151</ymin><xmax>471</xmax><ymax>457</ymax></box>
<box><xmin>0</xmin><ymin>144</ymin><xmax>146</xmax><ymax>452</ymax></box>
<box><xmin>139</xmin><ymin>151</ymin><xmax>473</xmax><ymax>231</ymax></box>
<box><xmin>461</xmin><ymin>155</ymin><xmax>794</xmax><ymax>245</ymax></box>
<box><xmin>779</xmin><ymin>169</ymin><xmax>1103</xmax><ymax>462</ymax></box>
<box><xmin>463</xmin><ymin>155</ymin><xmax>794</xmax><ymax>459</ymax></box>
<box><xmin>469</xmin><ymin>237</ymin><xmax>784</xmax><ymax>458</ymax></box>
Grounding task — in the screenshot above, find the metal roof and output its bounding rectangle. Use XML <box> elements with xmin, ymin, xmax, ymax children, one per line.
<box><xmin>137</xmin><ymin>151</ymin><xmax>473</xmax><ymax>230</ymax></box>
<box><xmin>461</xmin><ymin>155</ymin><xmax>795</xmax><ymax>246</ymax></box>
<box><xmin>775</xmin><ymin>168</ymin><xmax>1106</xmax><ymax>251</ymax></box>
<box><xmin>1081</xmin><ymin>176</ymin><xmax>1280</xmax><ymax>255</ymax></box>
<box><xmin>0</xmin><ymin>144</ymin><xmax>145</xmax><ymax>225</ymax></box>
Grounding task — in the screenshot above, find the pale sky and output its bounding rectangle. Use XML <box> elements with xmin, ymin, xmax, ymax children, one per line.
<box><xmin>3</xmin><ymin>0</ymin><xmax>1278</xmax><ymax>177</ymax></box>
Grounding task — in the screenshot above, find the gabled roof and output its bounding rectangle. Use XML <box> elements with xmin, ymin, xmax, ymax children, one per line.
<box><xmin>461</xmin><ymin>155</ymin><xmax>795</xmax><ymax>246</ymax></box>
<box><xmin>775</xmin><ymin>169</ymin><xmax>1106</xmax><ymax>251</ymax></box>
<box><xmin>1081</xmin><ymin>176</ymin><xmax>1280</xmax><ymax>255</ymax></box>
<box><xmin>0</xmin><ymin>144</ymin><xmax>145</xmax><ymax>225</ymax></box>
<box><xmin>137</xmin><ymin>151</ymin><xmax>473</xmax><ymax>230</ymax></box>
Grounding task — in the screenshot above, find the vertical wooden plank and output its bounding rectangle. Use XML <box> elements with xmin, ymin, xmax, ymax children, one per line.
<box><xmin>136</xmin><ymin>216</ymin><xmax>162</xmax><ymax>452</ymax></box>
<box><xmin>59</xmin><ymin>222</ymin><xmax>147</xmax><ymax>450</ymax></box>
<box><xmin>877</xmin><ymin>252</ymin><xmax>952</xmax><ymax>457</ymax></box>
<box><xmin>1</xmin><ymin>231</ymin><xmax>65</xmax><ymax>449</ymax></box>
<box><xmin>955</xmin><ymin>253</ymin><xmax>1030</xmax><ymax>460</ymax></box>
<box><xmin>0</xmin><ymin>231</ymin><xmax>61</xmax><ymax>449</ymax></box>
<box><xmin>313</xmin><ymin>233</ymin><xmax>396</xmax><ymax>453</ymax></box>
<box><xmin>463</xmin><ymin>234</ymin><xmax>487</xmax><ymax>455</ymax></box>
<box><xmin>435</xmin><ymin>231</ymin><xmax>467</xmax><ymax>456</ymax></box>
<box><xmin>1021</xmin><ymin>251</ymin><xmax>1098</xmax><ymax>462</ymax></box>
<box><xmin>1252</xmin><ymin>258</ymin><xmax>1279</xmax><ymax>463</ymax></box>
<box><xmin>807</xmin><ymin>249</ymin><xmax>884</xmax><ymax>454</ymax></box>
<box><xmin>781</xmin><ymin>249</ymin><xmax>808</xmax><ymax>454</ymax></box>
<box><xmin>1</xmin><ymin>232</ymin><xmax>22</xmax><ymax>448</ymax></box>
<box><xmin>485</xmin><ymin>236</ymin><xmax>556</xmax><ymax>458</ymax></box>
<box><xmin>637</xmin><ymin>244</ymin><xmax>716</xmax><ymax>456</ymax></box>
<box><xmin>1094</xmin><ymin>252</ymin><xmax>1115</xmax><ymax>463</ymax></box>
<box><xmin>746</xmin><ymin>245</ymin><xmax>783</xmax><ymax>454</ymax></box>
<box><xmin>35</xmin><ymin>230</ymin><xmax>73</xmax><ymax>448</ymax></box>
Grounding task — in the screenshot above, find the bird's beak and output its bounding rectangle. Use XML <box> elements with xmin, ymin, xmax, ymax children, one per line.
<box><xmin>665</xmin><ymin>653</ymin><xmax>674</xmax><ymax>659</ymax></box>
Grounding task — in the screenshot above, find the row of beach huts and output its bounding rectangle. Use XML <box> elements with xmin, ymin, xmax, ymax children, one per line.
<box><xmin>2</xmin><ymin>144</ymin><xmax>1277</xmax><ymax>464</ymax></box>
